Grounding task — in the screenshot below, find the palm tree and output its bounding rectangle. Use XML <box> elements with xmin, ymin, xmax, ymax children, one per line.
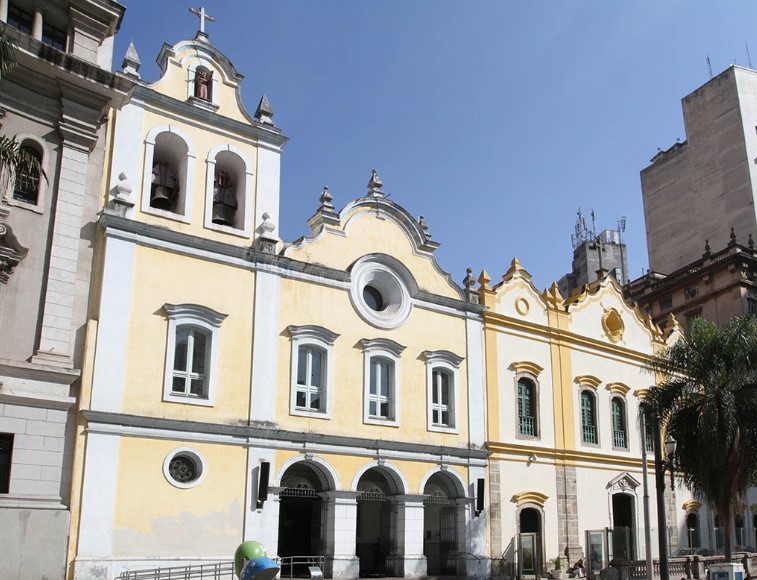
<box><xmin>0</xmin><ymin>27</ymin><xmax>44</xmax><ymax>191</ymax></box>
<box><xmin>647</xmin><ymin>316</ymin><xmax>757</xmax><ymax>561</ymax></box>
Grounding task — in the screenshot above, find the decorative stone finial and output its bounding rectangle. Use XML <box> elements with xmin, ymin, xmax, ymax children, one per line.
<box><xmin>703</xmin><ymin>239</ymin><xmax>711</xmax><ymax>257</ymax></box>
<box><xmin>255</xmin><ymin>95</ymin><xmax>274</xmax><ymax>126</ymax></box>
<box><xmin>504</xmin><ymin>257</ymin><xmax>532</xmax><ymax>282</ymax></box>
<box><xmin>543</xmin><ymin>282</ymin><xmax>564</xmax><ymax>310</ymax></box>
<box><xmin>256</xmin><ymin>212</ymin><xmax>277</xmax><ymax>254</ymax></box>
<box><xmin>367</xmin><ymin>169</ymin><xmax>384</xmax><ymax>197</ymax></box>
<box><xmin>463</xmin><ymin>267</ymin><xmax>479</xmax><ymax>304</ymax></box>
<box><xmin>749</xmin><ymin>234</ymin><xmax>755</xmax><ymax>250</ymax></box>
<box><xmin>319</xmin><ymin>185</ymin><xmax>334</xmax><ymax>210</ymax></box>
<box><xmin>729</xmin><ymin>227</ymin><xmax>737</xmax><ymax>246</ymax></box>
<box><xmin>418</xmin><ymin>215</ymin><xmax>431</xmax><ymax>238</ymax></box>
<box><xmin>121</xmin><ymin>41</ymin><xmax>141</xmax><ymax>78</ymax></box>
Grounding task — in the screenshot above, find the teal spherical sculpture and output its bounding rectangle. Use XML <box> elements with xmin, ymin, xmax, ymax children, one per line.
<box><xmin>234</xmin><ymin>541</ymin><xmax>267</xmax><ymax>577</ymax></box>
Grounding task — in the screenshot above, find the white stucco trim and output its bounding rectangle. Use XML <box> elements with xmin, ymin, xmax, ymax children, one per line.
<box><xmin>287</xmin><ymin>325</ymin><xmax>339</xmax><ymax>419</ymax></box>
<box><xmin>349</xmin><ymin>256</ymin><xmax>413</xmax><ymax>330</ymax></box>
<box><xmin>76</xmin><ymin>432</ymin><xmax>120</xmax><ymax>557</ymax></box>
<box><xmin>107</xmin><ymin>103</ymin><xmax>145</xmax><ymax>213</ymax></box>
<box><xmin>162</xmin><ymin>303</ymin><xmax>227</xmax><ymax>408</ymax></box>
<box><xmin>249</xmin><ymin>271</ymin><xmax>280</xmax><ymax>422</ymax></box>
<box><xmin>90</xmin><ymin>236</ymin><xmax>136</xmax><ymax>412</ymax></box>
<box><xmin>351</xmin><ymin>460</ymin><xmax>409</xmax><ymax>495</ymax></box>
<box><xmin>162</xmin><ymin>447</ymin><xmax>207</xmax><ymax>489</ymax></box>
<box><xmin>274</xmin><ymin>454</ymin><xmax>341</xmax><ymax>491</ymax></box>
<box><xmin>140</xmin><ymin>124</ymin><xmax>196</xmax><ymax>224</ymax></box>
<box><xmin>418</xmin><ymin>466</ymin><xmax>468</xmax><ymax>498</ymax></box>
<box><xmin>203</xmin><ymin>143</ymin><xmax>254</xmax><ymax>237</ymax></box>
<box><xmin>360</xmin><ymin>339</ymin><xmax>404</xmax><ymax>427</ymax></box>
<box><xmin>465</xmin><ymin>317</ymin><xmax>487</xmax><ymax>446</ymax></box>
<box><xmin>254</xmin><ymin>146</ymin><xmax>281</xmax><ymax>241</ymax></box>
<box><xmin>422</xmin><ymin>350</ymin><xmax>463</xmax><ymax>434</ymax></box>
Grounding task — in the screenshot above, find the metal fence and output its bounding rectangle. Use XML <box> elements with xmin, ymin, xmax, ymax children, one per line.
<box><xmin>117</xmin><ymin>556</ymin><xmax>326</xmax><ymax>580</ymax></box>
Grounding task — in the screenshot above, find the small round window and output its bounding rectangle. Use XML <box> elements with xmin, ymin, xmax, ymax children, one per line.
<box><xmin>163</xmin><ymin>448</ymin><xmax>206</xmax><ymax>489</ymax></box>
<box><xmin>363</xmin><ymin>285</ymin><xmax>385</xmax><ymax>311</ymax></box>
<box><xmin>350</xmin><ymin>257</ymin><xmax>413</xmax><ymax>329</ymax></box>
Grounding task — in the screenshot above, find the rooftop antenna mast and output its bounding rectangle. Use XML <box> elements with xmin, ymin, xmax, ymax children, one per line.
<box><xmin>747</xmin><ymin>42</ymin><xmax>753</xmax><ymax>69</ymax></box>
<box><xmin>617</xmin><ymin>216</ymin><xmax>627</xmax><ymax>286</ymax></box>
<box><xmin>706</xmin><ymin>55</ymin><xmax>713</xmax><ymax>79</ymax></box>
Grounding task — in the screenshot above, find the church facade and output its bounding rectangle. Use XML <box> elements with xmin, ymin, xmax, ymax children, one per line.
<box><xmin>66</xmin><ymin>24</ymin><xmax>489</xmax><ymax>580</ymax></box>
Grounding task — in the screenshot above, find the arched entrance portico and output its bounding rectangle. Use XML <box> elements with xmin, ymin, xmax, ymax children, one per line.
<box><xmin>277</xmin><ymin>461</ymin><xmax>332</xmax><ymax>576</ymax></box>
<box><xmin>423</xmin><ymin>471</ymin><xmax>465</xmax><ymax>576</ymax></box>
<box><xmin>355</xmin><ymin>466</ymin><xmax>404</xmax><ymax>577</ymax></box>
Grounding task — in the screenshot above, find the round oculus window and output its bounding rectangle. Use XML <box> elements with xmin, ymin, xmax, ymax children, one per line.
<box><xmin>350</xmin><ymin>258</ymin><xmax>412</xmax><ymax>329</ymax></box>
<box><xmin>163</xmin><ymin>448</ymin><xmax>206</xmax><ymax>489</ymax></box>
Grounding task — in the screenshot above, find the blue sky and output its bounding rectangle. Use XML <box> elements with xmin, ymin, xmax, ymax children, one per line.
<box><xmin>115</xmin><ymin>1</ymin><xmax>757</xmax><ymax>291</ymax></box>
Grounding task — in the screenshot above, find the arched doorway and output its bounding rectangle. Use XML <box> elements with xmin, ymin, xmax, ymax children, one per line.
<box><xmin>686</xmin><ymin>512</ymin><xmax>701</xmax><ymax>548</ymax></box>
<box><xmin>277</xmin><ymin>461</ymin><xmax>329</xmax><ymax>576</ymax></box>
<box><xmin>423</xmin><ymin>472</ymin><xmax>462</xmax><ymax>575</ymax></box>
<box><xmin>519</xmin><ymin>507</ymin><xmax>543</xmax><ymax>579</ymax></box>
<box><xmin>611</xmin><ymin>493</ymin><xmax>635</xmax><ymax>560</ymax></box>
<box><xmin>356</xmin><ymin>467</ymin><xmax>401</xmax><ymax>577</ymax></box>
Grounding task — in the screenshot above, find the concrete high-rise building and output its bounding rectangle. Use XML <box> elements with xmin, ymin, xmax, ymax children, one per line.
<box><xmin>641</xmin><ymin>65</ymin><xmax>757</xmax><ymax>275</ymax></box>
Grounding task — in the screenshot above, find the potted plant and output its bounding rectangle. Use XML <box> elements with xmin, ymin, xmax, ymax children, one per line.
<box><xmin>549</xmin><ymin>557</ymin><xmax>563</xmax><ymax>579</ymax></box>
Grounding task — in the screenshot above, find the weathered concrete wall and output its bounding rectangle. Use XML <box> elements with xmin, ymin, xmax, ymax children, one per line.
<box><xmin>642</xmin><ymin>66</ymin><xmax>757</xmax><ymax>274</ymax></box>
<box><xmin>0</xmin><ymin>508</ymin><xmax>70</xmax><ymax>580</ymax></box>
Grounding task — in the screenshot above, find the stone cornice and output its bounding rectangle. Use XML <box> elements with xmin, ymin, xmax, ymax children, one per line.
<box><xmin>82</xmin><ymin>410</ymin><xmax>491</xmax><ymax>461</ymax></box>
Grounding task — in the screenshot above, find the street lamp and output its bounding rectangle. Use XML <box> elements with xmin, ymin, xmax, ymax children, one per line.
<box><xmin>654</xmin><ymin>419</ymin><xmax>677</xmax><ymax>580</ymax></box>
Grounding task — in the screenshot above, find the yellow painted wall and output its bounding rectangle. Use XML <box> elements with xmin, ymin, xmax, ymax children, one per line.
<box><xmin>112</xmin><ymin>438</ymin><xmax>246</xmax><ymax>557</ymax></box>
<box><xmin>286</xmin><ymin>209</ymin><xmax>460</xmax><ymax>299</ymax></box>
<box><xmin>276</xmin><ymin>276</ymin><xmax>470</xmax><ymax>445</ymax></box>
<box><xmin>149</xmin><ymin>46</ymin><xmax>250</xmax><ymax>124</ymax></box>
<box><xmin>120</xmin><ymin>245</ymin><xmax>255</xmax><ymax>422</ymax></box>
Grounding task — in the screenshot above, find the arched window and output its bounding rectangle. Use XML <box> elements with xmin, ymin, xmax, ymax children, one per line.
<box><xmin>581</xmin><ymin>391</ymin><xmax>598</xmax><ymax>444</ymax></box>
<box><xmin>207</xmin><ymin>148</ymin><xmax>250</xmax><ymax>232</ymax></box>
<box><xmin>430</xmin><ymin>368</ymin><xmax>452</xmax><ymax>427</ymax></box>
<box><xmin>518</xmin><ymin>378</ymin><xmax>538</xmax><ymax>437</ymax></box>
<box><xmin>296</xmin><ymin>345</ymin><xmax>325</xmax><ymax>412</ymax></box>
<box><xmin>171</xmin><ymin>325</ymin><xmax>211</xmax><ymax>398</ymax></box>
<box><xmin>13</xmin><ymin>144</ymin><xmax>42</xmax><ymax>205</ymax></box>
<box><xmin>287</xmin><ymin>325</ymin><xmax>339</xmax><ymax>418</ymax></box>
<box><xmin>423</xmin><ymin>350</ymin><xmax>462</xmax><ymax>433</ymax></box>
<box><xmin>611</xmin><ymin>397</ymin><xmax>627</xmax><ymax>449</ymax></box>
<box><xmin>686</xmin><ymin>512</ymin><xmax>701</xmax><ymax>548</ymax></box>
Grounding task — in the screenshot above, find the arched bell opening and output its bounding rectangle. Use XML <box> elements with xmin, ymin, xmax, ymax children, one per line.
<box><xmin>211</xmin><ymin>150</ymin><xmax>246</xmax><ymax>228</ymax></box>
<box><xmin>150</xmin><ymin>131</ymin><xmax>188</xmax><ymax>214</ymax></box>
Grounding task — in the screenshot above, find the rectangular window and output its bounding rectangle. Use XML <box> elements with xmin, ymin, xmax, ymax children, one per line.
<box><xmin>518</xmin><ymin>378</ymin><xmax>537</xmax><ymax>437</ymax></box>
<box><xmin>296</xmin><ymin>346</ymin><xmax>323</xmax><ymax>411</ymax></box>
<box><xmin>7</xmin><ymin>5</ymin><xmax>32</xmax><ymax>35</ymax></box>
<box><xmin>42</xmin><ymin>22</ymin><xmax>67</xmax><ymax>50</ymax></box>
<box><xmin>659</xmin><ymin>295</ymin><xmax>673</xmax><ymax>310</ymax></box>
<box><xmin>685</xmin><ymin>287</ymin><xmax>699</xmax><ymax>301</ymax></box>
<box><xmin>0</xmin><ymin>433</ymin><xmax>13</xmax><ymax>494</ymax></box>
<box><xmin>581</xmin><ymin>392</ymin><xmax>598</xmax><ymax>444</ymax></box>
<box><xmin>171</xmin><ymin>326</ymin><xmax>210</xmax><ymax>398</ymax></box>
<box><xmin>369</xmin><ymin>358</ymin><xmax>393</xmax><ymax>419</ymax></box>
<box><xmin>431</xmin><ymin>369</ymin><xmax>451</xmax><ymax>427</ymax></box>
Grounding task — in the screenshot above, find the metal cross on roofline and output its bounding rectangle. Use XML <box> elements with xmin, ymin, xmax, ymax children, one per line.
<box><xmin>189</xmin><ymin>6</ymin><xmax>215</xmax><ymax>34</ymax></box>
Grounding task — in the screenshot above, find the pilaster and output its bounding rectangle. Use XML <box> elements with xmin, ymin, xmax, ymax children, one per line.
<box><xmin>555</xmin><ymin>464</ymin><xmax>583</xmax><ymax>562</ymax></box>
<box><xmin>321</xmin><ymin>491</ymin><xmax>360</xmax><ymax>579</ymax></box>
<box><xmin>386</xmin><ymin>494</ymin><xmax>427</xmax><ymax>578</ymax></box>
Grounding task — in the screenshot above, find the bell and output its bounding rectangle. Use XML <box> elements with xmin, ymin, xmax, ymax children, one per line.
<box><xmin>150</xmin><ymin>185</ymin><xmax>174</xmax><ymax>211</ymax></box>
<box><xmin>212</xmin><ymin>201</ymin><xmax>236</xmax><ymax>226</ymax></box>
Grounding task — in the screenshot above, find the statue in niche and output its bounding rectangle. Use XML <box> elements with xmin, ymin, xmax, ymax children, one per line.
<box><xmin>150</xmin><ymin>161</ymin><xmax>179</xmax><ymax>211</ymax></box>
<box><xmin>194</xmin><ymin>68</ymin><xmax>212</xmax><ymax>101</ymax></box>
<box><xmin>212</xmin><ymin>170</ymin><xmax>237</xmax><ymax>225</ymax></box>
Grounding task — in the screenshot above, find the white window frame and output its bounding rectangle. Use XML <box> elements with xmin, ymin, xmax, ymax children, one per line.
<box><xmin>360</xmin><ymin>338</ymin><xmax>405</xmax><ymax>427</ymax></box>
<box><xmin>140</xmin><ymin>125</ymin><xmax>196</xmax><ymax>224</ymax></box>
<box><xmin>204</xmin><ymin>144</ymin><xmax>254</xmax><ymax>238</ymax></box>
<box><xmin>287</xmin><ymin>325</ymin><xmax>339</xmax><ymax>419</ymax></box>
<box><xmin>422</xmin><ymin>350</ymin><xmax>463</xmax><ymax>433</ymax></box>
<box><xmin>163</xmin><ymin>303</ymin><xmax>227</xmax><ymax>407</ymax></box>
